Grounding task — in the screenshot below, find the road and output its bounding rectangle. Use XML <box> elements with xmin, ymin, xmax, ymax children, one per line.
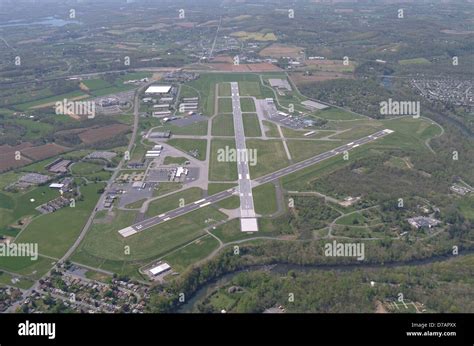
<box><xmin>119</xmin><ymin>128</ymin><xmax>394</xmax><ymax>238</ymax></box>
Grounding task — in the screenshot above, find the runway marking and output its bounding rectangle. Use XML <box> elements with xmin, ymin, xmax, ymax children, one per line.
<box><xmin>194</xmin><ymin>199</ymin><xmax>206</xmax><ymax>204</ymax></box>
<box><xmin>199</xmin><ymin>202</ymin><xmax>211</xmax><ymax>208</ymax></box>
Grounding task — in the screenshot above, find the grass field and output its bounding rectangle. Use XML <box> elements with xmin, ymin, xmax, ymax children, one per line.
<box><xmin>163</xmin><ymin>156</ymin><xmax>188</xmax><ymax>165</ymax></box>
<box><xmin>216</xmin><ymin>196</ymin><xmax>241</xmax><ymax>209</ymax></box>
<box><xmin>218</xmin><ymin>98</ymin><xmax>233</xmax><ymax>113</ymax></box>
<box><xmin>243</xmin><ymin>114</ymin><xmax>262</xmax><ymax>137</ymax></box>
<box><xmin>0</xmin><ymin>255</ymin><xmax>54</xmax><ymax>281</ymax></box>
<box><xmin>208</xmin><ymin>183</ymin><xmax>237</xmax><ymax>195</ymax></box>
<box><xmin>287</xmin><ymin>140</ymin><xmax>340</xmax><ymax>162</ymax></box>
<box><xmin>218</xmin><ymin>83</ymin><xmax>231</xmax><ymax>97</ymax></box>
<box><xmin>253</xmin><ymin>183</ymin><xmax>278</xmax><ymax>216</ymax></box>
<box><xmin>167</xmin><ymin>138</ymin><xmax>207</xmax><ymax>161</ymax></box>
<box><xmin>246</xmin><ymin>139</ymin><xmax>290</xmax><ymax>178</ymax></box>
<box><xmin>240</xmin><ymin>98</ymin><xmax>256</xmax><ymax>112</ymax></box>
<box><xmin>209</xmin><ymin>139</ymin><xmax>238</xmax><ymax>181</ymax></box>
<box><xmin>161</xmin><ymin>121</ymin><xmax>209</xmax><ymax>136</ymax></box>
<box><xmin>398</xmin><ymin>58</ymin><xmax>431</xmax><ymax>65</ymax></box>
<box><xmin>163</xmin><ymin>234</ymin><xmax>220</xmax><ymax>273</ymax></box>
<box><xmin>146</xmin><ymin>188</ymin><xmax>204</xmax><ymax>217</ymax></box>
<box><xmin>316</xmin><ymin>108</ymin><xmax>363</xmax><ymax>120</ymax></box>
<box><xmin>14</xmin><ymin>183</ymin><xmax>105</xmax><ymax>258</ymax></box>
<box><xmin>262</xmin><ymin>120</ymin><xmax>280</xmax><ymax>137</ymax></box>
<box><xmin>71</xmin><ymin>162</ymin><xmax>104</xmax><ymax>175</ymax></box>
<box><xmin>72</xmin><ymin>206</ymin><xmax>227</xmax><ymax>279</ymax></box>
<box><xmin>212</xmin><ymin>114</ymin><xmax>235</xmax><ymax>136</ymax></box>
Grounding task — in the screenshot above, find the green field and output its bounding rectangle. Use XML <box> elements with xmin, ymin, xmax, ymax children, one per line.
<box><xmin>253</xmin><ymin>183</ymin><xmax>279</xmax><ymax>216</ymax></box>
<box><xmin>72</xmin><ymin>206</ymin><xmax>227</xmax><ymax>279</ymax></box>
<box><xmin>146</xmin><ymin>188</ymin><xmax>204</xmax><ymax>217</ymax></box>
<box><xmin>161</xmin><ymin>121</ymin><xmax>209</xmax><ymax>136</ymax></box>
<box><xmin>212</xmin><ymin>114</ymin><xmax>235</xmax><ymax>136</ymax></box>
<box><xmin>163</xmin><ymin>156</ymin><xmax>188</xmax><ymax>165</ymax></box>
<box><xmin>216</xmin><ymin>196</ymin><xmax>241</xmax><ymax>209</ymax></box>
<box><xmin>0</xmin><ymin>255</ymin><xmax>54</xmax><ymax>281</ymax></box>
<box><xmin>209</xmin><ymin>139</ymin><xmax>238</xmax><ymax>181</ymax></box>
<box><xmin>240</xmin><ymin>98</ymin><xmax>256</xmax><ymax>112</ymax></box>
<box><xmin>82</xmin><ymin>79</ymin><xmax>112</xmax><ymax>91</ymax></box>
<box><xmin>207</xmin><ymin>183</ymin><xmax>237</xmax><ymax>195</ymax></box>
<box><xmin>262</xmin><ymin>120</ymin><xmax>280</xmax><ymax>137</ymax></box>
<box><xmin>316</xmin><ymin>108</ymin><xmax>363</xmax><ymax>121</ymax></box>
<box><xmin>14</xmin><ymin>183</ymin><xmax>104</xmax><ymax>258</ymax></box>
<box><xmin>218</xmin><ymin>98</ymin><xmax>233</xmax><ymax>113</ymax></box>
<box><xmin>71</xmin><ymin>162</ymin><xmax>104</xmax><ymax>175</ymax></box>
<box><xmin>218</xmin><ymin>83</ymin><xmax>231</xmax><ymax>97</ymax></box>
<box><xmin>246</xmin><ymin>139</ymin><xmax>290</xmax><ymax>178</ymax></box>
<box><xmin>398</xmin><ymin>57</ymin><xmax>431</xmax><ymax>65</ymax></box>
<box><xmin>163</xmin><ymin>234</ymin><xmax>220</xmax><ymax>273</ymax></box>
<box><xmin>287</xmin><ymin>140</ymin><xmax>340</xmax><ymax>162</ymax></box>
<box><xmin>243</xmin><ymin>114</ymin><xmax>262</xmax><ymax>137</ymax></box>
<box><xmin>167</xmin><ymin>138</ymin><xmax>207</xmax><ymax>161</ymax></box>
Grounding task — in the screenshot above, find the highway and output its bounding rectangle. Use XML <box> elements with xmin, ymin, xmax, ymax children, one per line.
<box><xmin>119</xmin><ymin>128</ymin><xmax>394</xmax><ymax>237</ymax></box>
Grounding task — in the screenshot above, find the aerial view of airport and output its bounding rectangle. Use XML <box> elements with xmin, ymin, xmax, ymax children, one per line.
<box><xmin>0</xmin><ymin>0</ymin><xmax>473</xmax><ymax>324</ymax></box>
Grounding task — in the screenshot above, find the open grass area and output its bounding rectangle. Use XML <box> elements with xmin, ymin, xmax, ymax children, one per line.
<box><xmin>71</xmin><ymin>162</ymin><xmax>104</xmax><ymax>175</ymax></box>
<box><xmin>246</xmin><ymin>139</ymin><xmax>290</xmax><ymax>178</ymax></box>
<box><xmin>218</xmin><ymin>83</ymin><xmax>231</xmax><ymax>97</ymax></box>
<box><xmin>146</xmin><ymin>188</ymin><xmax>204</xmax><ymax>217</ymax></box>
<box><xmin>161</xmin><ymin>121</ymin><xmax>209</xmax><ymax>136</ymax></box>
<box><xmin>163</xmin><ymin>234</ymin><xmax>220</xmax><ymax>273</ymax></box>
<box><xmin>0</xmin><ymin>255</ymin><xmax>56</xmax><ymax>281</ymax></box>
<box><xmin>239</xmin><ymin>81</ymin><xmax>265</xmax><ymax>98</ymax></box>
<box><xmin>216</xmin><ymin>196</ymin><xmax>240</xmax><ymax>210</ymax></box>
<box><xmin>209</xmin><ymin>139</ymin><xmax>238</xmax><ymax>181</ymax></box>
<box><xmin>262</xmin><ymin>120</ymin><xmax>280</xmax><ymax>137</ymax></box>
<box><xmin>218</xmin><ymin>98</ymin><xmax>233</xmax><ymax>113</ymax></box>
<box><xmin>212</xmin><ymin>114</ymin><xmax>235</xmax><ymax>136</ymax></box>
<box><xmin>240</xmin><ymin>98</ymin><xmax>256</xmax><ymax>112</ymax></box>
<box><xmin>287</xmin><ymin>140</ymin><xmax>340</xmax><ymax>162</ymax></box>
<box><xmin>0</xmin><ymin>271</ymin><xmax>35</xmax><ymax>289</ymax></box>
<box><xmin>167</xmin><ymin>138</ymin><xmax>207</xmax><ymax>161</ymax></box>
<box><xmin>208</xmin><ymin>183</ymin><xmax>237</xmax><ymax>195</ymax></box>
<box><xmin>14</xmin><ymin>183</ymin><xmax>105</xmax><ymax>259</ymax></box>
<box><xmin>153</xmin><ymin>183</ymin><xmax>183</xmax><ymax>197</ymax></box>
<box><xmin>316</xmin><ymin>108</ymin><xmax>363</xmax><ymax>121</ymax></box>
<box><xmin>243</xmin><ymin>114</ymin><xmax>262</xmax><ymax>137</ymax></box>
<box><xmin>398</xmin><ymin>57</ymin><xmax>431</xmax><ymax>65</ymax></box>
<box><xmin>71</xmin><ymin>206</ymin><xmax>227</xmax><ymax>279</ymax></box>
<box><xmin>163</xmin><ymin>156</ymin><xmax>188</xmax><ymax>165</ymax></box>
<box><xmin>253</xmin><ymin>183</ymin><xmax>278</xmax><ymax>216</ymax></box>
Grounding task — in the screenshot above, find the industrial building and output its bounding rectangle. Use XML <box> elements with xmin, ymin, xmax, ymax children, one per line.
<box><xmin>145</xmin><ymin>85</ymin><xmax>172</xmax><ymax>94</ymax></box>
<box><xmin>301</xmin><ymin>100</ymin><xmax>329</xmax><ymax>111</ymax></box>
<box><xmin>269</xmin><ymin>78</ymin><xmax>292</xmax><ymax>91</ymax></box>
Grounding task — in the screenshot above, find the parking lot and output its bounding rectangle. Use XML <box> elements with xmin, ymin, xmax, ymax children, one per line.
<box><xmin>263</xmin><ymin>103</ymin><xmax>309</xmax><ymax>129</ymax></box>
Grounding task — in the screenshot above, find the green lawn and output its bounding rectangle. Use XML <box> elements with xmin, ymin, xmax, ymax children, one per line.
<box><xmin>71</xmin><ymin>207</ymin><xmax>227</xmax><ymax>278</ymax></box>
<box><xmin>167</xmin><ymin>138</ymin><xmax>207</xmax><ymax>161</ymax></box>
<box><xmin>218</xmin><ymin>83</ymin><xmax>231</xmax><ymax>97</ymax></box>
<box><xmin>212</xmin><ymin>114</ymin><xmax>235</xmax><ymax>136</ymax></box>
<box><xmin>287</xmin><ymin>140</ymin><xmax>340</xmax><ymax>162</ymax></box>
<box><xmin>316</xmin><ymin>108</ymin><xmax>363</xmax><ymax>121</ymax></box>
<box><xmin>243</xmin><ymin>114</ymin><xmax>262</xmax><ymax>137</ymax></box>
<box><xmin>82</xmin><ymin>79</ymin><xmax>112</xmax><ymax>91</ymax></box>
<box><xmin>71</xmin><ymin>162</ymin><xmax>104</xmax><ymax>175</ymax></box>
<box><xmin>240</xmin><ymin>98</ymin><xmax>256</xmax><ymax>112</ymax></box>
<box><xmin>14</xmin><ymin>183</ymin><xmax>105</xmax><ymax>258</ymax></box>
<box><xmin>209</xmin><ymin>139</ymin><xmax>238</xmax><ymax>181</ymax></box>
<box><xmin>161</xmin><ymin>121</ymin><xmax>209</xmax><ymax>136</ymax></box>
<box><xmin>253</xmin><ymin>183</ymin><xmax>278</xmax><ymax>216</ymax></box>
<box><xmin>218</xmin><ymin>98</ymin><xmax>233</xmax><ymax>113</ymax></box>
<box><xmin>146</xmin><ymin>188</ymin><xmax>204</xmax><ymax>217</ymax></box>
<box><xmin>262</xmin><ymin>120</ymin><xmax>280</xmax><ymax>137</ymax></box>
<box><xmin>208</xmin><ymin>183</ymin><xmax>237</xmax><ymax>195</ymax></box>
<box><xmin>163</xmin><ymin>235</ymin><xmax>220</xmax><ymax>273</ymax></box>
<box><xmin>246</xmin><ymin>139</ymin><xmax>290</xmax><ymax>178</ymax></box>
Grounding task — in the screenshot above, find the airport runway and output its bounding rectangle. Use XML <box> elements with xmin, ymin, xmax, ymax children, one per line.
<box><xmin>230</xmin><ymin>82</ymin><xmax>257</xmax><ymax>220</ymax></box>
<box><xmin>119</xmin><ymin>129</ymin><xmax>394</xmax><ymax>237</ymax></box>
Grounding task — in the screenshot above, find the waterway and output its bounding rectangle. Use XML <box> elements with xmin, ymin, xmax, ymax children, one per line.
<box><xmin>178</xmin><ymin>250</ymin><xmax>473</xmax><ymax>312</ymax></box>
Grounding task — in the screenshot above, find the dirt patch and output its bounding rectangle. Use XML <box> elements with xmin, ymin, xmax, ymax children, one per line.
<box><xmin>375</xmin><ymin>300</ymin><xmax>388</xmax><ymax>313</ymax></box>
<box><xmin>206</xmin><ymin>62</ymin><xmax>282</xmax><ymax>72</ymax></box>
<box><xmin>259</xmin><ymin>43</ymin><xmax>303</xmax><ymax>58</ymax></box>
<box><xmin>79</xmin><ymin>124</ymin><xmax>130</xmax><ymax>144</ymax></box>
<box><xmin>290</xmin><ymin>71</ymin><xmax>354</xmax><ymax>86</ymax></box>
<box><xmin>22</xmin><ymin>143</ymin><xmax>69</xmax><ymax>161</ymax></box>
